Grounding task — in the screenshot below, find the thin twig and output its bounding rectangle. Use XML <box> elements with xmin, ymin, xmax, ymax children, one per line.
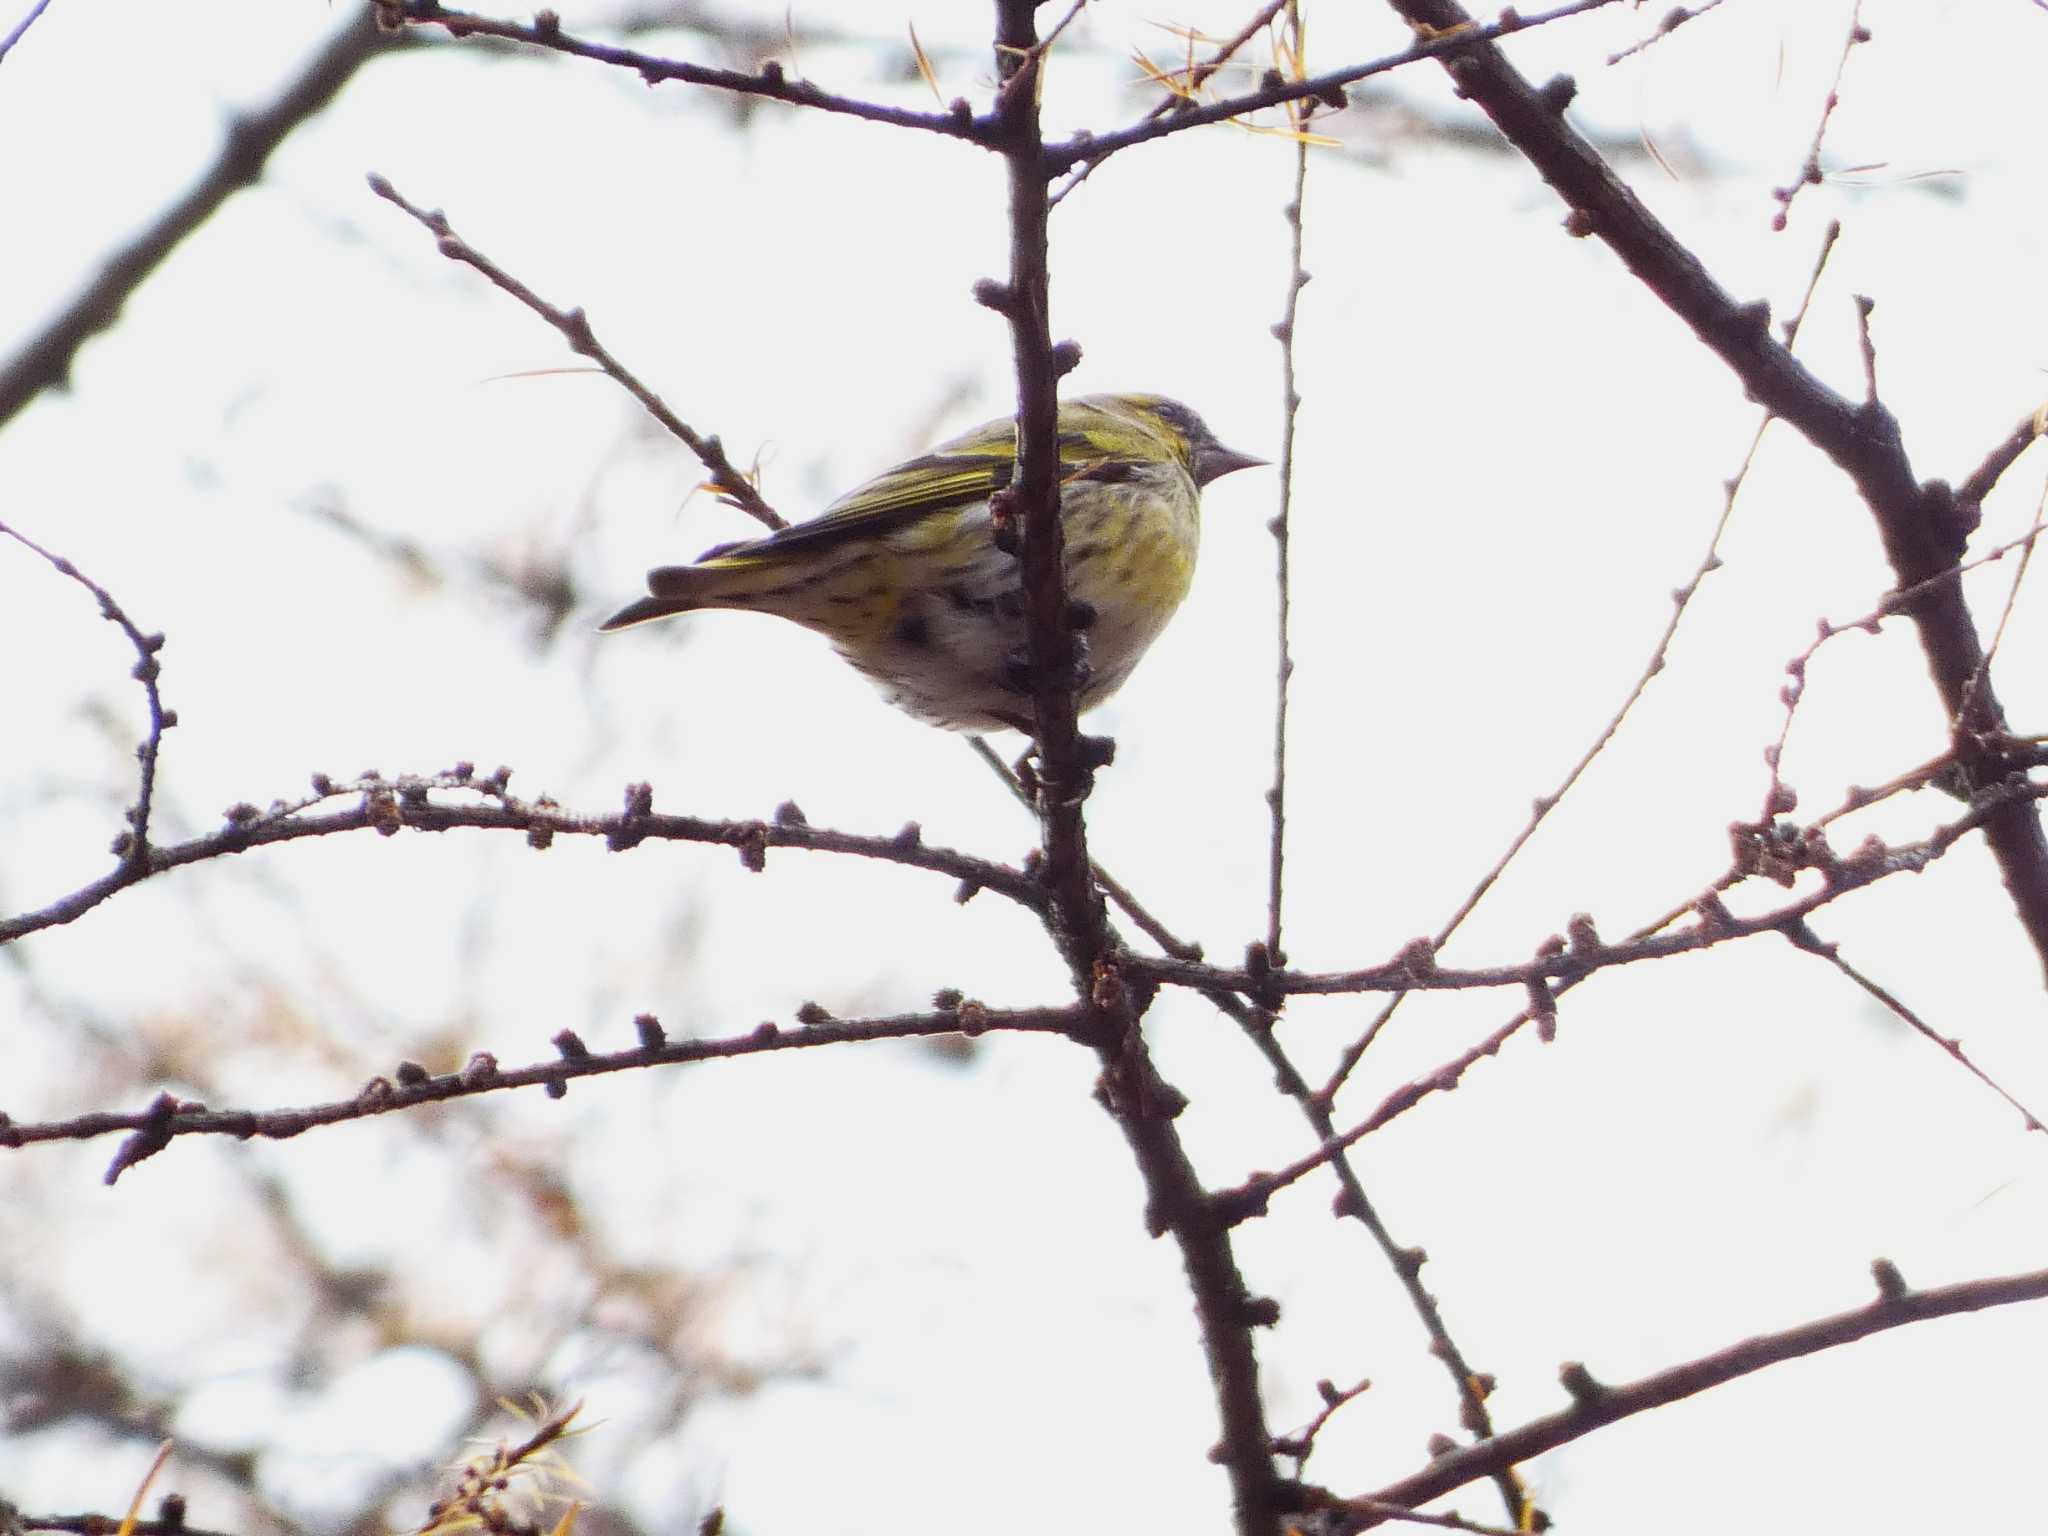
<box><xmin>1335</xmin><ymin>1257</ymin><xmax>2048</xmax><ymax>1524</ymax></box>
<box><xmin>1371</xmin><ymin>0</ymin><xmax>2048</xmax><ymax>982</ymax></box>
<box><xmin>1273</xmin><ymin>1375</ymin><xmax>1372</xmax><ymax>1468</ymax></box>
<box><xmin>367</xmin><ymin>174</ymin><xmax>785</xmax><ymax>531</ymax></box>
<box><xmin>1605</xmin><ymin>0</ymin><xmax>1726</xmax><ymax>65</ymax></box>
<box><xmin>1327</xmin><ymin>1503</ymin><xmax>1523</xmax><ymax>1536</ymax></box>
<box><xmin>1050</xmin><ymin>0</ymin><xmax>1289</xmax><ymax>207</ymax></box>
<box><xmin>1221</xmin><ymin>1012</ymin><xmax>1526</xmax><ymax>1522</ymax></box>
<box><xmin>965</xmin><ymin>736</ymin><xmax>1203</xmax><ymax>959</ymax></box>
<box><xmin>0</xmin><ymin>0</ymin><xmax>55</xmax><ymax>63</ymax></box>
<box><xmin>0</xmin><ymin>522</ymin><xmax>172</xmax><ymax>875</ymax></box>
<box><xmin>0</xmin><ymin>767</ymin><xmax>1045</xmax><ymax>947</ymax></box>
<box><xmin>1158</xmin><ymin>1</ymin><xmax>1291</xmax><ymax>104</ymax></box>
<box><xmin>375</xmin><ymin>0</ymin><xmax>984</xmax><ymax>144</ymax></box>
<box><xmin>1264</xmin><ymin>0</ymin><xmax>1308</xmax><ymax>966</ymax></box>
<box><xmin>1</xmin><ymin>1003</ymin><xmax>1084</xmax><ymax>1180</ymax></box>
<box><xmin>1957</xmin><ymin>474</ymin><xmax>2047</xmax><ymax>739</ymax></box>
<box><xmin>1320</xmin><ymin>218</ymin><xmax>1847</xmax><ymax>1104</ymax></box>
<box><xmin>1043</xmin><ymin>0</ymin><xmax>1623</xmax><ymax>180</ymax></box>
<box><xmin>1781</xmin><ymin>921</ymin><xmax>2047</xmax><ymax>1133</ymax></box>
<box><xmin>1955</xmin><ymin>406</ymin><xmax>2048</xmax><ymax>510</ymax></box>
<box><xmin>1179</xmin><ymin>778</ymin><xmax>2048</xmax><ymax>1202</ymax></box>
<box><xmin>1769</xmin><ymin>0</ymin><xmax>1869</xmax><ymax>232</ymax></box>
<box><xmin>1249</xmin><ymin>21</ymin><xmax>1519</xmax><ymax>1512</ymax></box>
<box><xmin>1156</xmin><ymin>777</ymin><xmax>2048</xmax><ymax>1005</ymax></box>
<box><xmin>1768</xmin><ymin>509</ymin><xmax>2048</xmax><ymax>832</ymax></box>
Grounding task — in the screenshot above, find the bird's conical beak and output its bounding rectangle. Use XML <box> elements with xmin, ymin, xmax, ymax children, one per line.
<box><xmin>1194</xmin><ymin>444</ymin><xmax>1268</xmax><ymax>486</ymax></box>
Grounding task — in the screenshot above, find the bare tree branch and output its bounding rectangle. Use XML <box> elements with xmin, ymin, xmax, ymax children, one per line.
<box><xmin>374</xmin><ymin>0</ymin><xmax>982</xmax><ymax>142</ymax></box>
<box><xmin>1328</xmin><ymin>1258</ymin><xmax>2048</xmax><ymax>1524</ymax></box>
<box><xmin>1781</xmin><ymin>919</ymin><xmax>2047</xmax><ymax>1132</ymax></box>
<box><xmin>1324</xmin><ymin>216</ymin><xmax>1849</xmax><ymax>1104</ymax></box>
<box><xmin>0</xmin><ymin>522</ymin><xmax>173</xmax><ymax>877</ymax></box>
<box><xmin>987</xmin><ymin>10</ymin><xmax>1291</xmax><ymax>1534</ymax></box>
<box><xmin>1767</xmin><ymin>1</ymin><xmax>1871</xmax><ymax>232</ymax></box>
<box><xmin>1373</xmin><ymin>0</ymin><xmax>2048</xmax><ymax>986</ymax></box>
<box><xmin>0</xmin><ymin>0</ymin><xmax>56</xmax><ymax>64</ymax></box>
<box><xmin>1263</xmin><ymin>7</ymin><xmax>1308</xmax><ymax>972</ymax></box>
<box><xmin>0</xmin><ymin>5</ymin><xmax>394</xmax><ymax>427</ymax></box>
<box><xmin>1043</xmin><ymin>0</ymin><xmax>1625</xmax><ymax>182</ymax></box>
<box><xmin>1142</xmin><ymin>776</ymin><xmax>2048</xmax><ymax>1006</ymax></box>
<box><xmin>368</xmin><ymin>174</ymin><xmax>786</xmax><ymax>530</ymax></box>
<box><xmin>0</xmin><ymin>1002</ymin><xmax>1084</xmax><ymax>1181</ymax></box>
<box><xmin>1956</xmin><ymin>407</ymin><xmax>2048</xmax><ymax>511</ymax></box>
<box><xmin>0</xmin><ymin>767</ymin><xmax>1045</xmax><ymax>947</ymax></box>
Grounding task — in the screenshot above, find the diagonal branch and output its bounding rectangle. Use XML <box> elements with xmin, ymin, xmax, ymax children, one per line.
<box><xmin>1329</xmin><ymin>1258</ymin><xmax>2048</xmax><ymax>1525</ymax></box>
<box><xmin>368</xmin><ymin>174</ymin><xmax>784</xmax><ymax>529</ymax></box>
<box><xmin>1321</xmin><ymin>214</ymin><xmax>1845</xmax><ymax>1102</ymax></box>
<box><xmin>0</xmin><ymin>0</ymin><xmax>56</xmax><ymax>63</ymax></box>
<box><xmin>1373</xmin><ymin>0</ymin><xmax>2048</xmax><ymax>986</ymax></box>
<box><xmin>0</xmin><ymin>4</ymin><xmax>394</xmax><ymax>427</ymax></box>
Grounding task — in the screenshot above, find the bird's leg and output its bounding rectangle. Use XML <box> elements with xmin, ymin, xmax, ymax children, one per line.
<box><xmin>1010</xmin><ymin>741</ymin><xmax>1042</xmax><ymax>798</ymax></box>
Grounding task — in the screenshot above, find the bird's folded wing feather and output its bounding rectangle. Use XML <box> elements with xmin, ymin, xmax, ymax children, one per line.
<box><xmin>694</xmin><ymin>416</ymin><xmax>1123</xmax><ymax>570</ymax></box>
<box><xmin>698</xmin><ymin>429</ymin><xmax>1017</xmax><ymax>569</ymax></box>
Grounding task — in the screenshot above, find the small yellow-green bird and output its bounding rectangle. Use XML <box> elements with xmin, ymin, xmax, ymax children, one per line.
<box><xmin>601</xmin><ymin>392</ymin><xmax>1263</xmax><ymax>732</ymax></box>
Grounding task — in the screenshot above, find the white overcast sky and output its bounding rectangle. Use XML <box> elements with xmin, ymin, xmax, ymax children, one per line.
<box><xmin>5</xmin><ymin>2</ymin><xmax>2048</xmax><ymax>1533</ymax></box>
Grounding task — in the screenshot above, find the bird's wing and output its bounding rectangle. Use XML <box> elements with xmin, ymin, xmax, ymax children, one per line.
<box><xmin>695</xmin><ymin>418</ymin><xmax>1021</xmax><ymax>570</ymax></box>
<box><xmin>691</xmin><ymin>411</ymin><xmax>1136</xmax><ymax>570</ymax></box>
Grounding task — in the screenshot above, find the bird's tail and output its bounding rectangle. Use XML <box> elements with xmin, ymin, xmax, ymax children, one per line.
<box><xmin>598</xmin><ymin>564</ymin><xmax>724</xmax><ymax>632</ymax></box>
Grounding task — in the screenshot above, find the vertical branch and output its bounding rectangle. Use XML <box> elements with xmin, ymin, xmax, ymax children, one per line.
<box><xmin>987</xmin><ymin>0</ymin><xmax>1106</xmax><ymax>974</ymax></box>
<box><xmin>1265</xmin><ymin>0</ymin><xmax>1310</xmax><ymax>964</ymax></box>
<box><xmin>986</xmin><ymin>12</ymin><xmax>1287</xmax><ymax>1535</ymax></box>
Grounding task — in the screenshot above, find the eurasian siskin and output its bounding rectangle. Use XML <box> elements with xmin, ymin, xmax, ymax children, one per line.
<box><xmin>601</xmin><ymin>392</ymin><xmax>1262</xmax><ymax>731</ymax></box>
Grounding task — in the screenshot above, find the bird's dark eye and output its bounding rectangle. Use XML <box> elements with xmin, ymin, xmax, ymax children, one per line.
<box><xmin>1148</xmin><ymin>399</ymin><xmax>1202</xmax><ymax>441</ymax></box>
